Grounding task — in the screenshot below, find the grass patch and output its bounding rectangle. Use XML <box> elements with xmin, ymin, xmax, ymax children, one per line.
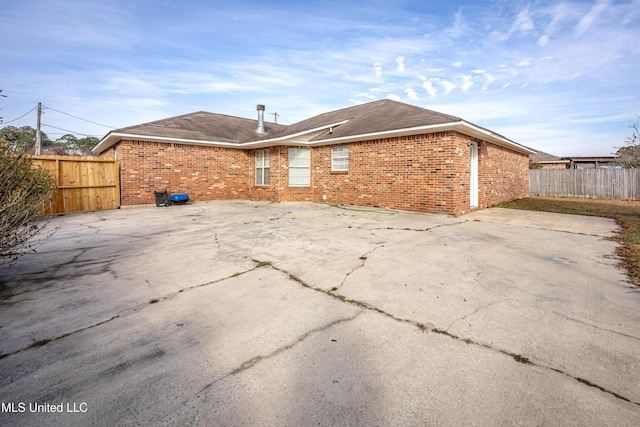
<box><xmin>497</xmin><ymin>197</ymin><xmax>640</xmax><ymax>287</ymax></box>
<box><xmin>431</xmin><ymin>328</ymin><xmax>459</xmax><ymax>339</ymax></box>
<box><xmin>252</xmin><ymin>259</ymin><xmax>272</xmax><ymax>268</ymax></box>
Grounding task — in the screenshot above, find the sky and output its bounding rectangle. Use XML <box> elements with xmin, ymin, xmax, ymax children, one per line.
<box><xmin>1</xmin><ymin>0</ymin><xmax>639</xmax><ymax>156</ymax></box>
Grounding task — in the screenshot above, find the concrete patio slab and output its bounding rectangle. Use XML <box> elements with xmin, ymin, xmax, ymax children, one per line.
<box><xmin>1</xmin><ymin>201</ymin><xmax>638</xmax><ymax>426</ymax></box>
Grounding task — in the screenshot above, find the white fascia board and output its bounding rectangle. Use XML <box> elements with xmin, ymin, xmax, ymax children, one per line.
<box><xmin>240</xmin><ymin>119</ymin><xmax>350</xmax><ymax>148</ymax></box>
<box><xmin>310</xmin><ymin>123</ymin><xmax>456</xmax><ymax>146</ymax></box>
<box><xmin>309</xmin><ymin>121</ymin><xmax>537</xmax><ymax>153</ymax></box>
<box><xmin>451</xmin><ymin>121</ymin><xmax>536</xmax><ymax>154</ymax></box>
<box><xmin>92</xmin><ymin>119</ymin><xmax>535</xmax><ymax>156</ymax></box>
<box><xmin>91</xmin><ymin>132</ymin><xmax>245</xmax><ymax>154</ymax></box>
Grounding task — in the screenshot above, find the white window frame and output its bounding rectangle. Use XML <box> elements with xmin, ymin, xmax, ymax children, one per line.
<box><xmin>288</xmin><ymin>148</ymin><xmax>310</xmax><ymax>187</ymax></box>
<box><xmin>255</xmin><ymin>149</ymin><xmax>270</xmax><ymax>186</ymax></box>
<box><xmin>331</xmin><ymin>145</ymin><xmax>349</xmax><ymax>171</ymax></box>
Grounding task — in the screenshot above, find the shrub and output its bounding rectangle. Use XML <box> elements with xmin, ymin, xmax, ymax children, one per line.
<box><xmin>0</xmin><ymin>138</ymin><xmax>57</xmax><ymax>262</ymax></box>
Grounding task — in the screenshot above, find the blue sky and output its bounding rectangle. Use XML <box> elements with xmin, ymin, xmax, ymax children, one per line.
<box><xmin>1</xmin><ymin>0</ymin><xmax>639</xmax><ymax>156</ymax></box>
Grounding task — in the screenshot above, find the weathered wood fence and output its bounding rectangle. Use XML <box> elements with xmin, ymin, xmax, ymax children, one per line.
<box><xmin>529</xmin><ymin>169</ymin><xmax>640</xmax><ymax>200</ymax></box>
<box><xmin>31</xmin><ymin>155</ymin><xmax>120</xmax><ymax>215</ymax></box>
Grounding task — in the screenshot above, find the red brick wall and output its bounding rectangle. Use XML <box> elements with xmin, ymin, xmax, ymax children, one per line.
<box><xmin>476</xmin><ymin>137</ymin><xmax>530</xmax><ymax>210</ymax></box>
<box><xmin>103</xmin><ymin>140</ymin><xmax>253</xmax><ymax>205</ymax></box>
<box><xmin>103</xmin><ymin>133</ymin><xmax>529</xmax><ymax>215</ymax></box>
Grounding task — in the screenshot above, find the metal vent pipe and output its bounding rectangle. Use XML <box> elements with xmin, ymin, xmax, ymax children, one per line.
<box><xmin>256</xmin><ymin>104</ymin><xmax>266</xmax><ymax>134</ymax></box>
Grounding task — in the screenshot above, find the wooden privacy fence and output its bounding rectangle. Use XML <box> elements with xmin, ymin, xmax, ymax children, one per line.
<box><xmin>529</xmin><ymin>169</ymin><xmax>640</xmax><ymax>200</ymax></box>
<box><xmin>31</xmin><ymin>155</ymin><xmax>120</xmax><ymax>215</ymax></box>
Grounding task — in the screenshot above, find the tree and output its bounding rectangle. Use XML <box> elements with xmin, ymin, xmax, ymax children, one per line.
<box><xmin>0</xmin><ymin>136</ymin><xmax>57</xmax><ymax>262</ymax></box>
<box><xmin>0</xmin><ymin>125</ymin><xmax>53</xmax><ymax>152</ymax></box>
<box><xmin>615</xmin><ymin>118</ymin><xmax>640</xmax><ymax>169</ymax></box>
<box><xmin>52</xmin><ymin>134</ymin><xmax>99</xmax><ymax>156</ymax></box>
<box><xmin>529</xmin><ymin>160</ymin><xmax>543</xmax><ymax>169</ymax></box>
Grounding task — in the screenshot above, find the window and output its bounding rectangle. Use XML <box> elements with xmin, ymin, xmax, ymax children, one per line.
<box><xmin>255</xmin><ymin>149</ymin><xmax>270</xmax><ymax>186</ymax></box>
<box><xmin>288</xmin><ymin>148</ymin><xmax>310</xmax><ymax>186</ymax></box>
<box><xmin>332</xmin><ymin>146</ymin><xmax>349</xmax><ymax>171</ymax></box>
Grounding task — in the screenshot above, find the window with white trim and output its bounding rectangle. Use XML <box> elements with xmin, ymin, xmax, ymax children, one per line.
<box><xmin>332</xmin><ymin>145</ymin><xmax>349</xmax><ymax>171</ymax></box>
<box><xmin>288</xmin><ymin>148</ymin><xmax>310</xmax><ymax>186</ymax></box>
<box><xmin>255</xmin><ymin>149</ymin><xmax>270</xmax><ymax>186</ymax></box>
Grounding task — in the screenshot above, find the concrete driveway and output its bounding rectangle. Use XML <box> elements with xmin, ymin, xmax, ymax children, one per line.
<box><xmin>1</xmin><ymin>201</ymin><xmax>639</xmax><ymax>426</ymax></box>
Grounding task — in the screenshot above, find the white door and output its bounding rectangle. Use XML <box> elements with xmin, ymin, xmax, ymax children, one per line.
<box><xmin>470</xmin><ymin>142</ymin><xmax>478</xmax><ymax>207</ymax></box>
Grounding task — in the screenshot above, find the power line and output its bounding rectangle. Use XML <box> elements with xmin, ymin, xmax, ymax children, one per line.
<box><xmin>41</xmin><ymin>123</ymin><xmax>99</xmax><ymax>137</ymax></box>
<box><xmin>43</xmin><ymin>107</ymin><xmax>116</xmax><ymax>129</ymax></box>
<box><xmin>1</xmin><ymin>106</ymin><xmax>37</xmax><ymax>124</ymax></box>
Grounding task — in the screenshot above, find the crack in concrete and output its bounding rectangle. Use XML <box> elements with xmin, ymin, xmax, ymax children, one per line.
<box><xmin>446</xmin><ymin>298</ymin><xmax>508</xmax><ymax>331</ymax></box>
<box><xmin>0</xmin><ymin>314</ymin><xmax>120</xmax><ymax>361</ymax></box>
<box><xmin>334</xmin><ymin>245</ymin><xmax>384</xmax><ymax>291</ymax></box>
<box><xmin>186</xmin><ymin>311</ymin><xmax>363</xmax><ymax>404</ymax></box>
<box><xmin>241</xmin><ymin>210</ymin><xmax>293</xmax><ymax>225</ymax></box>
<box><xmin>82</xmin><ymin>223</ymin><xmax>154</xmax><ymax>241</ymax></box>
<box><xmin>262</xmin><ymin>261</ymin><xmax>640</xmax><ymax>407</ymax></box>
<box><xmin>0</xmin><ymin>261</ymin><xmax>267</xmax><ymax>360</ymax></box>
<box><xmin>230</xmin><ymin>312</ymin><xmax>363</xmax><ymax>375</ymax></box>
<box><xmin>470</xmin><ymin>218</ymin><xmax>614</xmax><ymax>239</ymax></box>
<box><xmin>551</xmin><ymin>311</ymin><xmax>640</xmax><ymax>341</ymax></box>
<box><xmin>361</xmin><ymin>219</ymin><xmax>468</xmax><ymax>234</ymax></box>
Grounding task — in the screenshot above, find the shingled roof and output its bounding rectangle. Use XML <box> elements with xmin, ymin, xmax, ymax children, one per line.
<box><xmin>530</xmin><ymin>150</ymin><xmax>569</xmax><ymax>163</ymax></box>
<box><xmin>93</xmin><ymin>99</ymin><xmax>534</xmax><ymax>155</ymax></box>
<box><xmin>110</xmin><ymin>111</ymin><xmax>288</xmax><ymax>144</ymax></box>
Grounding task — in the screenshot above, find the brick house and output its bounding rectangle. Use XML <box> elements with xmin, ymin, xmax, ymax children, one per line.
<box><xmin>93</xmin><ymin>99</ymin><xmax>534</xmax><ymax>216</ymax></box>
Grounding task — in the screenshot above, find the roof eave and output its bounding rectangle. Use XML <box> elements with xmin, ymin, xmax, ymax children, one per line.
<box><xmin>91</xmin><ymin>132</ymin><xmax>245</xmax><ymax>154</ymax></box>
<box><xmin>92</xmin><ymin>120</ymin><xmax>351</xmax><ymax>154</ymax></box>
<box><xmin>311</xmin><ymin>121</ymin><xmax>535</xmax><ymax>154</ymax></box>
<box><xmin>92</xmin><ymin>120</ymin><xmax>534</xmax><ymax>156</ymax></box>
<box><xmin>452</xmin><ymin>121</ymin><xmax>536</xmax><ymax>155</ymax></box>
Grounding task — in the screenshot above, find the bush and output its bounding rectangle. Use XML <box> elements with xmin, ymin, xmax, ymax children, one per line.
<box><xmin>0</xmin><ymin>137</ymin><xmax>57</xmax><ymax>262</ymax></box>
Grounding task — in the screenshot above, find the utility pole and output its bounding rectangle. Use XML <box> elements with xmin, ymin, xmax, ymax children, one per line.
<box><xmin>35</xmin><ymin>102</ymin><xmax>42</xmax><ymax>155</ymax></box>
<box><xmin>270</xmin><ymin>112</ymin><xmax>279</xmax><ymax>124</ymax></box>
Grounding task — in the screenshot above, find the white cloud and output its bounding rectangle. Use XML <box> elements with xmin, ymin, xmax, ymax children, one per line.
<box><xmin>373</xmin><ymin>63</ymin><xmax>383</xmax><ymax>77</ymax></box>
<box><xmin>405</xmin><ymin>87</ymin><xmax>419</xmax><ymax>101</ymax></box>
<box><xmin>458</xmin><ymin>74</ymin><xmax>474</xmax><ymax>91</ymax></box>
<box><xmin>387</xmin><ymin>94</ymin><xmax>402</xmax><ymax>101</ymax></box>
<box><xmin>356</xmin><ymin>92</ymin><xmax>378</xmax><ymax>100</ymax></box>
<box><xmin>395</xmin><ymin>56</ymin><xmax>405</xmax><ymax>72</ymax></box>
<box><xmin>538</xmin><ymin>36</ymin><xmax>550</xmax><ymax>48</ymax></box>
<box><xmin>422</xmin><ymin>81</ymin><xmax>437</xmax><ymax>97</ymax></box>
<box><xmin>448</xmin><ymin>8</ymin><xmax>469</xmax><ymax>38</ymax></box>
<box><xmin>440</xmin><ymin>80</ymin><xmax>456</xmax><ymax>95</ymax></box>
<box><xmin>576</xmin><ymin>0</ymin><xmax>612</xmax><ymax>36</ymax></box>
<box><xmin>452</xmin><ymin>61</ymin><xmax>462</xmax><ymax>68</ymax></box>
<box><xmin>518</xmin><ymin>60</ymin><xmax>530</xmax><ymax>67</ymax></box>
<box><xmin>481</xmin><ymin>74</ymin><xmax>496</xmax><ymax>90</ymax></box>
<box><xmin>511</xmin><ymin>5</ymin><xmax>536</xmax><ymax>35</ymax></box>
<box><xmin>471</xmin><ymin>69</ymin><xmax>486</xmax><ymax>75</ymax></box>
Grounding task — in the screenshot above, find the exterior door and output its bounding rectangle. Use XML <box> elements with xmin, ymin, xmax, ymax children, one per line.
<box><xmin>470</xmin><ymin>142</ymin><xmax>478</xmax><ymax>208</ymax></box>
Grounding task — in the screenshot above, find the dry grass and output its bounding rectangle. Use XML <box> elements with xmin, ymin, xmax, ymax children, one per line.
<box><xmin>497</xmin><ymin>197</ymin><xmax>640</xmax><ymax>287</ymax></box>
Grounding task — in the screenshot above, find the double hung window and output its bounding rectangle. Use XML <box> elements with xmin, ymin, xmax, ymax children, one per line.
<box><xmin>256</xmin><ymin>149</ymin><xmax>270</xmax><ymax>186</ymax></box>
<box><xmin>332</xmin><ymin>146</ymin><xmax>349</xmax><ymax>171</ymax></box>
<box><xmin>288</xmin><ymin>148</ymin><xmax>310</xmax><ymax>186</ymax></box>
